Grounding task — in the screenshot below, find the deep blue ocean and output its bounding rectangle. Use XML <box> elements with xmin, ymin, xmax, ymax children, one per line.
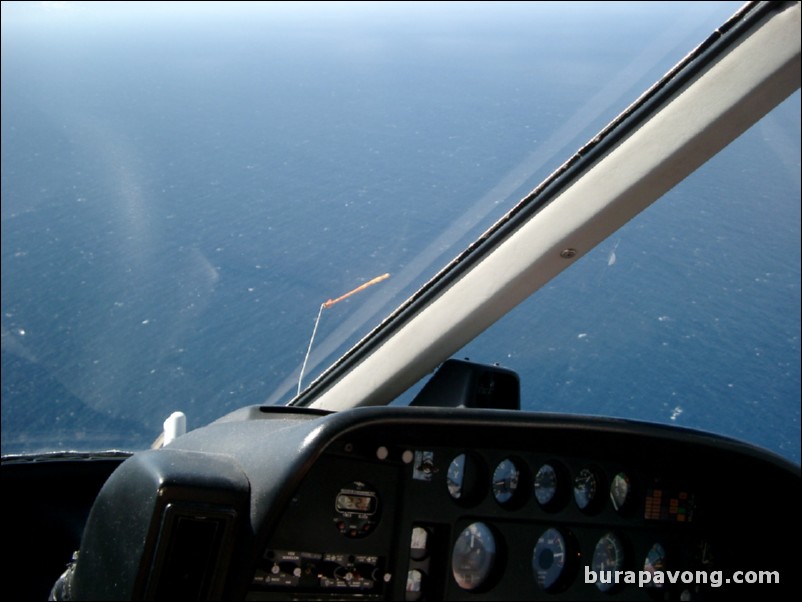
<box><xmin>1</xmin><ymin>3</ymin><xmax>799</xmax><ymax>463</ymax></box>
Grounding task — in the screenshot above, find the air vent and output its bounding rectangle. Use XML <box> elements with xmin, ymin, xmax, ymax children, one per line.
<box><xmin>146</xmin><ymin>503</ymin><xmax>236</xmax><ymax>601</ymax></box>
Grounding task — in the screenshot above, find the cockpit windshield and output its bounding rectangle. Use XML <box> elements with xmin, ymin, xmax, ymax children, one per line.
<box><xmin>1</xmin><ymin>1</ymin><xmax>799</xmax><ymax>463</ymax></box>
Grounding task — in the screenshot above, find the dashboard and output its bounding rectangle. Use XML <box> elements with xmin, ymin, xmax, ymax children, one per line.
<box><xmin>63</xmin><ymin>405</ymin><xmax>799</xmax><ymax>601</ymax></box>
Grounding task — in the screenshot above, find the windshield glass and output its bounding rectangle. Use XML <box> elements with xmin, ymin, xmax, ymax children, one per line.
<box><xmin>2</xmin><ymin>1</ymin><xmax>798</xmax><ymax>462</ymax></box>
<box><xmin>450</xmin><ymin>91</ymin><xmax>801</xmax><ymax>462</ymax></box>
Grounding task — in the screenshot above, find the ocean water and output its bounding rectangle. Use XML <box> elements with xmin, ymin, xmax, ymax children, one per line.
<box><xmin>1</xmin><ymin>3</ymin><xmax>799</xmax><ymax>462</ymax></box>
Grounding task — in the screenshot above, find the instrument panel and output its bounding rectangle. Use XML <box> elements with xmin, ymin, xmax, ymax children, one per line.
<box><xmin>64</xmin><ymin>406</ymin><xmax>799</xmax><ymax>601</ymax></box>
<box><xmin>242</xmin><ymin>409</ymin><xmax>795</xmax><ymax>600</ymax></box>
<box><xmin>253</xmin><ymin>443</ymin><xmax>709</xmax><ymax>600</ymax></box>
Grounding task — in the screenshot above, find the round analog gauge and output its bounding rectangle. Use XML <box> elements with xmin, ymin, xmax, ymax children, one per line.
<box><xmin>446</xmin><ymin>453</ymin><xmax>483</xmax><ymax>504</ymax></box>
<box><xmin>492</xmin><ymin>458</ymin><xmax>521</xmax><ymax>505</ymax></box>
<box><xmin>447</xmin><ymin>454</ymin><xmax>467</xmax><ymax>499</ymax></box>
<box><xmin>592</xmin><ymin>532</ymin><xmax>625</xmax><ymax>592</ymax></box>
<box><xmin>532</xmin><ymin>527</ymin><xmax>572</xmax><ymax>591</ymax></box>
<box><xmin>643</xmin><ymin>543</ymin><xmax>666</xmax><ymax>589</ymax></box>
<box><xmin>451</xmin><ymin>522</ymin><xmax>497</xmax><ymax>591</ymax></box>
<box><xmin>573</xmin><ymin>468</ymin><xmax>599</xmax><ymax>511</ymax></box>
<box><xmin>534</xmin><ymin>464</ymin><xmax>559</xmax><ymax>508</ymax></box>
<box><xmin>610</xmin><ymin>472</ymin><xmax>631</xmax><ymax>512</ymax></box>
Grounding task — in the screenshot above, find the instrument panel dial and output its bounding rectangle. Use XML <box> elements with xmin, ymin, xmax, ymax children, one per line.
<box><xmin>591</xmin><ymin>532</ymin><xmax>626</xmax><ymax>592</ymax></box>
<box><xmin>610</xmin><ymin>472</ymin><xmax>632</xmax><ymax>513</ymax></box>
<box><xmin>446</xmin><ymin>453</ymin><xmax>485</xmax><ymax>505</ymax></box>
<box><xmin>532</xmin><ymin>527</ymin><xmax>574</xmax><ymax>592</ymax></box>
<box><xmin>573</xmin><ymin>468</ymin><xmax>600</xmax><ymax>511</ymax></box>
<box><xmin>534</xmin><ymin>464</ymin><xmax>557</xmax><ymax>506</ymax></box>
<box><xmin>493</xmin><ymin>457</ymin><xmax>527</xmax><ymax>507</ymax></box>
<box><xmin>451</xmin><ymin>522</ymin><xmax>497</xmax><ymax>591</ymax></box>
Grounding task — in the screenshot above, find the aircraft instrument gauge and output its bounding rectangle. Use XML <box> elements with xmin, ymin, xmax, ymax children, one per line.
<box><xmin>532</xmin><ymin>527</ymin><xmax>574</xmax><ymax>591</ymax></box>
<box><xmin>591</xmin><ymin>532</ymin><xmax>625</xmax><ymax>592</ymax></box>
<box><xmin>447</xmin><ymin>453</ymin><xmax>483</xmax><ymax>504</ymax></box>
<box><xmin>610</xmin><ymin>472</ymin><xmax>632</xmax><ymax>513</ymax></box>
<box><xmin>534</xmin><ymin>463</ymin><xmax>559</xmax><ymax>508</ymax></box>
<box><xmin>333</xmin><ymin>481</ymin><xmax>380</xmax><ymax>538</ymax></box>
<box><xmin>573</xmin><ymin>468</ymin><xmax>600</xmax><ymax>511</ymax></box>
<box><xmin>492</xmin><ymin>458</ymin><xmax>524</xmax><ymax>507</ymax></box>
<box><xmin>451</xmin><ymin>522</ymin><xmax>497</xmax><ymax>591</ymax></box>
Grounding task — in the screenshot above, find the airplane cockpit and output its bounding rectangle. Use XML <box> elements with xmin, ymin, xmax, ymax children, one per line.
<box><xmin>40</xmin><ymin>360</ymin><xmax>799</xmax><ymax>600</ymax></box>
<box><xmin>2</xmin><ymin>2</ymin><xmax>799</xmax><ymax>601</ymax></box>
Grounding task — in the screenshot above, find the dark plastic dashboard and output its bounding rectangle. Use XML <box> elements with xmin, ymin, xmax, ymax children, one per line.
<box><xmin>60</xmin><ymin>405</ymin><xmax>799</xmax><ymax>601</ymax></box>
